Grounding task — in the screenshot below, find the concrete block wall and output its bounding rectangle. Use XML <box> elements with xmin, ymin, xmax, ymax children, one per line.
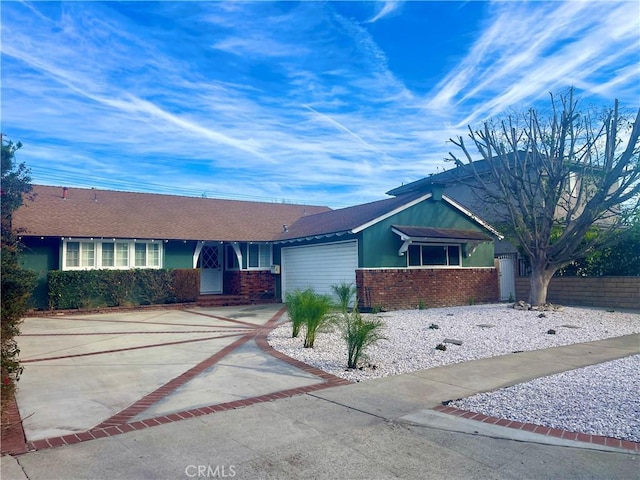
<box><xmin>356</xmin><ymin>268</ymin><xmax>499</xmax><ymax>311</ymax></box>
<box><xmin>515</xmin><ymin>276</ymin><xmax>640</xmax><ymax>309</ymax></box>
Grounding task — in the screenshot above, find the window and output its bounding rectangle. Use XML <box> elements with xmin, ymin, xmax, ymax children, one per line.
<box><xmin>102</xmin><ymin>243</ymin><xmax>114</xmax><ymax>267</ymax></box>
<box><xmin>115</xmin><ymin>243</ymin><xmax>129</xmax><ymax>267</ymax></box>
<box><xmin>66</xmin><ymin>242</ymin><xmax>95</xmax><ymax>267</ymax></box>
<box><xmin>247</xmin><ymin>243</ymin><xmax>271</xmax><ymax>269</ymax></box>
<box><xmin>66</xmin><ymin>242</ymin><xmax>80</xmax><ymax>267</ymax></box>
<box><xmin>134</xmin><ymin>243</ymin><xmax>160</xmax><ymax>267</ymax></box>
<box><xmin>134</xmin><ymin>243</ymin><xmax>147</xmax><ymax>266</ymax></box>
<box><xmin>62</xmin><ymin>239</ymin><xmax>162</xmax><ymax>270</ymax></box>
<box><xmin>408</xmin><ymin>244</ymin><xmax>460</xmax><ymax>267</ymax></box>
<box><xmin>148</xmin><ymin>243</ymin><xmax>160</xmax><ymax>267</ymax></box>
<box><xmin>80</xmin><ymin>242</ymin><xmax>95</xmax><ymax>267</ymax></box>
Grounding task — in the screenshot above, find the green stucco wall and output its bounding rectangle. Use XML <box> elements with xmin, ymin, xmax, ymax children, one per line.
<box><xmin>163</xmin><ymin>240</ymin><xmax>196</xmax><ymax>268</ymax></box>
<box><xmin>360</xmin><ymin>198</ymin><xmax>495</xmax><ymax>268</ymax></box>
<box><xmin>19</xmin><ymin>237</ymin><xmax>60</xmax><ymax>309</ymax></box>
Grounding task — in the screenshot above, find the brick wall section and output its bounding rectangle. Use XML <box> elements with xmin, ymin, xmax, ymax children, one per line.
<box><xmin>224</xmin><ymin>271</ymin><xmax>276</xmax><ymax>301</ymax></box>
<box><xmin>515</xmin><ymin>276</ymin><xmax>640</xmax><ymax>309</ymax></box>
<box><xmin>357</xmin><ymin>268</ymin><xmax>499</xmax><ymax>311</ymax></box>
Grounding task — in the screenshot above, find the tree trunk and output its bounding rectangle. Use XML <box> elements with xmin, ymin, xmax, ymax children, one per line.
<box><xmin>528</xmin><ymin>266</ymin><xmax>555</xmax><ymax>306</ymax></box>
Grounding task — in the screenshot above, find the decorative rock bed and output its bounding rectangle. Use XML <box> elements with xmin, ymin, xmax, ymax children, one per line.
<box><xmin>267</xmin><ymin>303</ymin><xmax>640</xmax><ymax>442</ymax></box>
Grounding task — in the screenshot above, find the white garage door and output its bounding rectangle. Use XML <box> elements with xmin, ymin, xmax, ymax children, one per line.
<box><xmin>282</xmin><ymin>240</ymin><xmax>358</xmax><ymax>301</ymax></box>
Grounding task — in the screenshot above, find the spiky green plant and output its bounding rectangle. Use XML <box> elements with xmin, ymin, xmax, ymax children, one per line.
<box><xmin>342</xmin><ymin>308</ymin><xmax>385</xmax><ymax>369</ymax></box>
<box><xmin>285</xmin><ymin>289</ymin><xmax>311</xmax><ymax>338</ymax></box>
<box><xmin>301</xmin><ymin>292</ymin><xmax>334</xmax><ymax>348</ymax></box>
<box><xmin>331</xmin><ymin>282</ymin><xmax>357</xmax><ymax>314</ymax></box>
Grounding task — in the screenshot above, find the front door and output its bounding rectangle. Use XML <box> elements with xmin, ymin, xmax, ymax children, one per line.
<box><xmin>199</xmin><ymin>244</ymin><xmax>223</xmax><ymax>294</ymax></box>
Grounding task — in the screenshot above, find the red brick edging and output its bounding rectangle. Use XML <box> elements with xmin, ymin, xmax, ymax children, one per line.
<box><xmin>433</xmin><ymin>404</ymin><xmax>640</xmax><ymax>453</ymax></box>
<box><xmin>1</xmin><ymin>394</ymin><xmax>28</xmax><ymax>455</ymax></box>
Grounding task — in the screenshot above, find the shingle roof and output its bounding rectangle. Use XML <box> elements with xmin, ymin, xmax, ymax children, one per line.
<box><xmin>13</xmin><ymin>185</ymin><xmax>331</xmax><ymax>242</ymax></box>
<box><xmin>276</xmin><ymin>192</ymin><xmax>429</xmax><ymax>241</ymax></box>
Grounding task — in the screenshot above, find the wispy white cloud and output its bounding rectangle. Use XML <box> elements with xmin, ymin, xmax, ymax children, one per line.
<box><xmin>426</xmin><ymin>1</ymin><xmax>640</xmax><ymax>127</ymax></box>
<box><xmin>365</xmin><ymin>2</ymin><xmax>402</xmax><ymax>24</ymax></box>
<box><xmin>1</xmin><ymin>1</ymin><xmax>637</xmax><ymax>208</ymax></box>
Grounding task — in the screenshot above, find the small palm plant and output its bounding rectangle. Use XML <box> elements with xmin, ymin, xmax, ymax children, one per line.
<box><xmin>285</xmin><ymin>288</ymin><xmax>311</xmax><ymax>338</ymax></box>
<box><xmin>332</xmin><ymin>282</ymin><xmax>357</xmax><ymax>314</ymax></box>
<box><xmin>342</xmin><ymin>307</ymin><xmax>386</xmax><ymax>369</ymax></box>
<box><xmin>302</xmin><ymin>292</ymin><xmax>334</xmax><ymax>348</ymax></box>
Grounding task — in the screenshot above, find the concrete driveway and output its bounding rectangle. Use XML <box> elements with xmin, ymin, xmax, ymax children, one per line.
<box><xmin>9</xmin><ymin>305</ymin><xmax>348</xmax><ymax>448</ymax></box>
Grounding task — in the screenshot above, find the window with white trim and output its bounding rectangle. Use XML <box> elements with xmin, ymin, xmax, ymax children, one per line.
<box><xmin>65</xmin><ymin>241</ymin><xmax>80</xmax><ymax>267</ymax></box>
<box><xmin>134</xmin><ymin>243</ymin><xmax>146</xmax><ymax>266</ymax></box>
<box><xmin>80</xmin><ymin>242</ymin><xmax>95</xmax><ymax>267</ymax></box>
<box><xmin>115</xmin><ymin>243</ymin><xmax>129</xmax><ymax>266</ymax></box>
<box><xmin>102</xmin><ymin>243</ymin><xmax>115</xmax><ymax>267</ymax></box>
<box><xmin>247</xmin><ymin>243</ymin><xmax>271</xmax><ymax>269</ymax></box>
<box><xmin>408</xmin><ymin>244</ymin><xmax>461</xmax><ymax>267</ymax></box>
<box><xmin>62</xmin><ymin>239</ymin><xmax>162</xmax><ymax>270</ymax></box>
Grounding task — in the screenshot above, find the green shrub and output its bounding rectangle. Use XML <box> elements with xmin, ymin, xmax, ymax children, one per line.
<box><xmin>371</xmin><ymin>304</ymin><xmax>383</xmax><ymax>314</ymax></box>
<box><xmin>555</xmin><ymin>223</ymin><xmax>640</xmax><ymax>277</ymax></box>
<box><xmin>341</xmin><ymin>307</ymin><xmax>385</xmax><ymax>369</ymax></box>
<box><xmin>172</xmin><ymin>269</ymin><xmax>199</xmax><ymax>302</ymax></box>
<box><xmin>136</xmin><ymin>269</ymin><xmax>174</xmax><ymax>305</ymax></box>
<box><xmin>47</xmin><ymin>268</ymin><xmax>199</xmax><ymax>309</ymax></box>
<box><xmin>1</xmin><ymin>241</ymin><xmax>35</xmax><ymax>400</ymax></box>
<box><xmin>104</xmin><ymin>270</ymin><xmax>137</xmax><ymax>306</ymax></box>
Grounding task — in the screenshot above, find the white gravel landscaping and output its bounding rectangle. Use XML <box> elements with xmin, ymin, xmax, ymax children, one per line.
<box><xmin>267</xmin><ymin>303</ymin><xmax>640</xmax><ymax>442</ymax></box>
<box><xmin>450</xmin><ymin>354</ymin><xmax>640</xmax><ymax>442</ymax></box>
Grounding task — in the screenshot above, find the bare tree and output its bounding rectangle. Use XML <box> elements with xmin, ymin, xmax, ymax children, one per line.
<box><xmin>448</xmin><ymin>89</ymin><xmax>640</xmax><ymax>306</ymax></box>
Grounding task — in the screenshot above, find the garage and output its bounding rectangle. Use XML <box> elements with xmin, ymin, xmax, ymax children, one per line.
<box><xmin>281</xmin><ymin>240</ymin><xmax>358</xmax><ymax>300</ymax></box>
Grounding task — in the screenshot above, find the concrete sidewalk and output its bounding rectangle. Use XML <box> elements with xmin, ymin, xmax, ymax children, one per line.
<box><xmin>2</xmin><ymin>332</ymin><xmax>638</xmax><ymax>480</ymax></box>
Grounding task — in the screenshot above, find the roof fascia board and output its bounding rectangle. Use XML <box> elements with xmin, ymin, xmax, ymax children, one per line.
<box><xmin>351</xmin><ymin>193</ymin><xmax>433</xmax><ymax>234</ymax></box>
<box><xmin>441</xmin><ymin>195</ymin><xmax>504</xmax><ymax>240</ymax></box>
<box><xmin>273</xmin><ymin>230</ymin><xmax>351</xmax><ymax>245</ymax></box>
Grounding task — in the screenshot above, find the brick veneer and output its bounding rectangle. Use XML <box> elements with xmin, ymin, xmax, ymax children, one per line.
<box><xmin>515</xmin><ymin>276</ymin><xmax>640</xmax><ymax>309</ymax></box>
<box><xmin>224</xmin><ymin>270</ymin><xmax>276</xmax><ymax>301</ymax></box>
<box><xmin>356</xmin><ymin>268</ymin><xmax>499</xmax><ymax>311</ymax></box>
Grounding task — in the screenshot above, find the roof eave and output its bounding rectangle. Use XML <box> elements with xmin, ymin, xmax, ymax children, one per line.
<box><xmin>441</xmin><ymin>195</ymin><xmax>504</xmax><ymax>240</ymax></box>
<box><xmin>273</xmin><ymin>230</ymin><xmax>353</xmax><ymax>245</ymax></box>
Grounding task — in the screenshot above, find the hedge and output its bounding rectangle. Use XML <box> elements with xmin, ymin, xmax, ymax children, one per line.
<box><xmin>47</xmin><ymin>269</ymin><xmax>200</xmax><ymax>310</ymax></box>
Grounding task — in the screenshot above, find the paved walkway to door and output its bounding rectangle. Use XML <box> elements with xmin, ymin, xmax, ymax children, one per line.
<box><xmin>6</xmin><ymin>305</ymin><xmax>349</xmax><ymax>454</ymax></box>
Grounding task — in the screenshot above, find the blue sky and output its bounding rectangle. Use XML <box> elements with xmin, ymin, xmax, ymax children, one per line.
<box><xmin>2</xmin><ymin>1</ymin><xmax>639</xmax><ymax>208</ymax></box>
